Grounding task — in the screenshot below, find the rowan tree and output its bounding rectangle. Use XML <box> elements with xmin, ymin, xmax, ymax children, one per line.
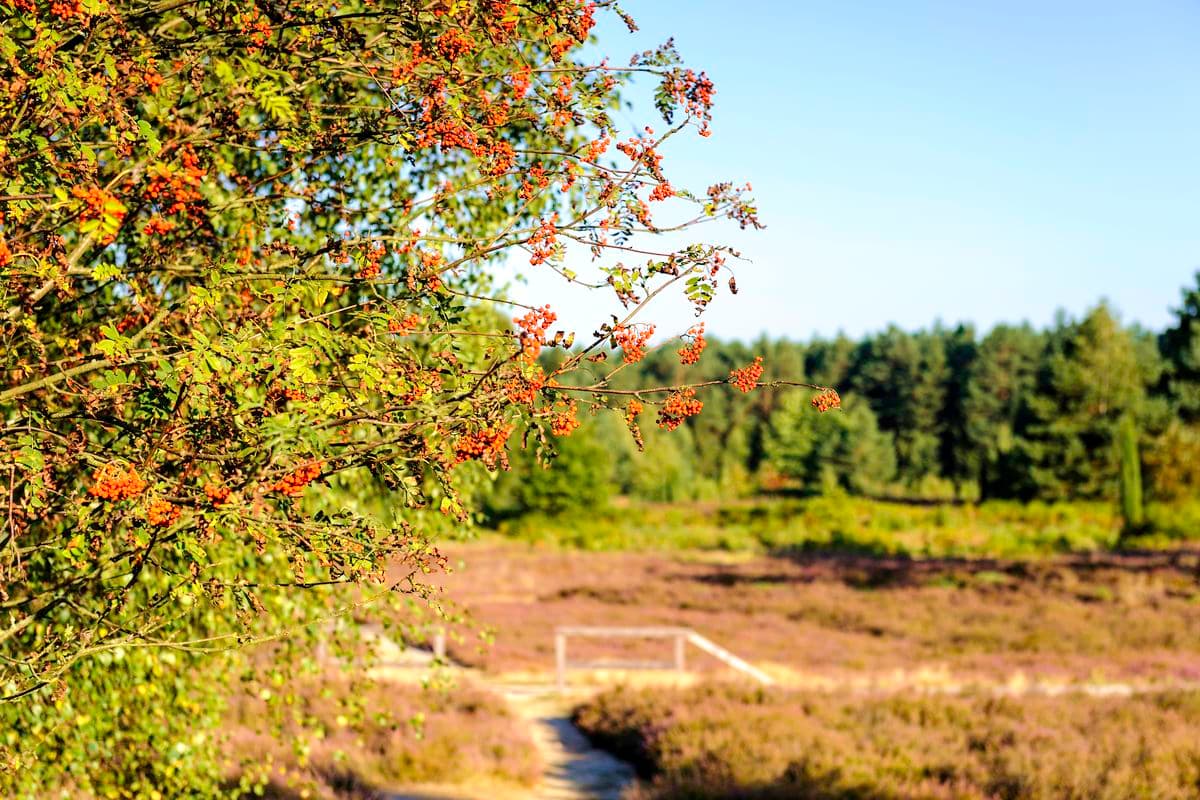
<box><xmin>0</xmin><ymin>0</ymin><xmax>840</xmax><ymax>793</ymax></box>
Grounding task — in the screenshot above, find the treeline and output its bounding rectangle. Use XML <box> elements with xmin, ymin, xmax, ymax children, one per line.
<box><xmin>484</xmin><ymin>275</ymin><xmax>1200</xmax><ymax>516</ymax></box>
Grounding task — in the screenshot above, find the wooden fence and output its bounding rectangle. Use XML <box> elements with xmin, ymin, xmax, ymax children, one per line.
<box><xmin>554</xmin><ymin>625</ymin><xmax>774</xmax><ymax>690</ymax></box>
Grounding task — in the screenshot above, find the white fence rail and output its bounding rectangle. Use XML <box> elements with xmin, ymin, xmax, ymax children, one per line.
<box><xmin>554</xmin><ymin>625</ymin><xmax>774</xmax><ymax>690</ymax></box>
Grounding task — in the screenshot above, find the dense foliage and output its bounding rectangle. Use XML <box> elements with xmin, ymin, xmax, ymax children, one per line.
<box><xmin>0</xmin><ymin>0</ymin><xmax>786</xmax><ymax>793</ymax></box>
<box><xmin>492</xmin><ymin>280</ymin><xmax>1200</xmax><ymax>515</ymax></box>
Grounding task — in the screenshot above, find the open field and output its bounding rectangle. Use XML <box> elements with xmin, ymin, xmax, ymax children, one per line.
<box><xmin>210</xmin><ymin>522</ymin><xmax>1200</xmax><ymax>799</ymax></box>
<box><xmin>435</xmin><ymin>538</ymin><xmax>1200</xmax><ymax>689</ymax></box>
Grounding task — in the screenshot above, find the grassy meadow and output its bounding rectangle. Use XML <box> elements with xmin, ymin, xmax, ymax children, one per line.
<box><xmin>492</xmin><ymin>496</ymin><xmax>1200</xmax><ymax>557</ymax></box>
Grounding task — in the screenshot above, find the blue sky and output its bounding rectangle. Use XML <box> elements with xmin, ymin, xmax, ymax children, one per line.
<box><xmin>510</xmin><ymin>0</ymin><xmax>1200</xmax><ymax>342</ymax></box>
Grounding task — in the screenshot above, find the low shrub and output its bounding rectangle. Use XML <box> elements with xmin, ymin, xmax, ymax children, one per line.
<box><xmin>575</xmin><ymin>683</ymin><xmax>1200</xmax><ymax>800</ymax></box>
<box><xmin>224</xmin><ymin>675</ymin><xmax>540</xmax><ymax>798</ymax></box>
<box><xmin>495</xmin><ymin>497</ymin><xmax>1147</xmax><ymax>558</ymax></box>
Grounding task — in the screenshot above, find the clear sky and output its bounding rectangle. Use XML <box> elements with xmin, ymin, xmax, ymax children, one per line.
<box><xmin>509</xmin><ymin>0</ymin><xmax>1200</xmax><ymax>342</ymax></box>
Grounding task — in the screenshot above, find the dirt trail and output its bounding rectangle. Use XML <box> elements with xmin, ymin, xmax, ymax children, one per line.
<box><xmin>384</xmin><ymin>683</ymin><xmax>634</xmax><ymax>800</ymax></box>
<box><xmin>372</xmin><ymin>637</ymin><xmax>635</xmax><ymax>800</ymax></box>
<box><xmin>497</xmin><ymin>684</ymin><xmax>634</xmax><ymax>800</ymax></box>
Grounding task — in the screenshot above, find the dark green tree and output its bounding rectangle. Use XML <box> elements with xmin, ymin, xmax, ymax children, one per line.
<box><xmin>962</xmin><ymin>324</ymin><xmax>1045</xmax><ymax>500</ymax></box>
<box><xmin>1014</xmin><ymin>305</ymin><xmax>1146</xmax><ymax>500</ymax></box>
<box><xmin>1118</xmin><ymin>414</ymin><xmax>1145</xmax><ymax>533</ymax></box>
<box><xmin>1159</xmin><ymin>272</ymin><xmax>1200</xmax><ymax>421</ymax></box>
<box><xmin>938</xmin><ymin>324</ymin><xmax>978</xmax><ymax>498</ymax></box>
<box><xmin>766</xmin><ymin>393</ymin><xmax>896</xmax><ymax>494</ymax></box>
<box><xmin>849</xmin><ymin>327</ymin><xmax>947</xmax><ymax>486</ymax></box>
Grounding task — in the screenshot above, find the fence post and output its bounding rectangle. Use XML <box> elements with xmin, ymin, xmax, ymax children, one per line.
<box><xmin>673</xmin><ymin>632</ymin><xmax>686</xmax><ymax>673</ymax></box>
<box><xmin>555</xmin><ymin>631</ymin><xmax>567</xmax><ymax>692</ymax></box>
<box><xmin>433</xmin><ymin>628</ymin><xmax>446</xmax><ymax>661</ymax></box>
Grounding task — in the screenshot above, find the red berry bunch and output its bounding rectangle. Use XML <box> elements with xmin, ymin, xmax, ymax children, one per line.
<box><xmin>584</xmin><ymin>135</ymin><xmax>611</xmax><ymax>163</ymax></box>
<box><xmin>454</xmin><ymin>426</ymin><xmax>512</xmax><ymax>465</ymax></box>
<box><xmin>142</xmin><ymin>216</ymin><xmax>177</xmax><ymax>236</ymax></box>
<box><xmin>613</xmin><ymin>323</ymin><xmax>655</xmax><ymax>364</ymax></box>
<box><xmin>648</xmin><ymin>181</ymin><xmax>675</xmax><ymax>202</ymax></box>
<box><xmin>146</xmin><ymin>499</ymin><xmax>181</xmax><ymax>527</ymax></box>
<box><xmin>730</xmin><ymin>356</ymin><xmax>764</xmax><ymax>393</ymax></box>
<box><xmin>528</xmin><ymin>214</ymin><xmax>558</xmax><ymax>266</ymax></box>
<box><xmin>204</xmin><ymin>483</ymin><xmax>231</xmax><ymax>506</ymax></box>
<box><xmin>388</xmin><ymin>313</ymin><xmax>423</xmax><ymax>335</ymax></box>
<box><xmin>504</xmin><ymin>364</ymin><xmax>546</xmax><ymax>405</ymax></box>
<box><xmin>144</xmin><ymin>147</ymin><xmax>205</xmax><ymax>220</ymax></box>
<box><xmin>678</xmin><ymin>323</ymin><xmax>706</xmax><ymax>365</ymax></box>
<box><xmin>88</xmin><ymin>463</ymin><xmax>147</xmax><ymax>501</ymax></box>
<box><xmin>811</xmin><ymin>389</ymin><xmax>842</xmax><ymax>413</ymax></box>
<box><xmin>657</xmin><ymin>388</ymin><xmax>702</xmax><ymax>431</ymax></box>
<box><xmin>549</xmin><ymin>399</ymin><xmax>580</xmax><ymax>436</ymax></box>
<box><xmin>50</xmin><ymin>0</ymin><xmax>84</xmax><ymax>19</ymax></box>
<box><xmin>356</xmin><ymin>242</ymin><xmax>386</xmax><ymax>280</ymax></box>
<box><xmin>513</xmin><ymin>305</ymin><xmax>556</xmax><ymax>363</ymax></box>
<box><xmin>71</xmin><ymin>185</ymin><xmax>126</xmax><ymax>244</ymax></box>
<box><xmin>434</xmin><ymin>29</ymin><xmax>475</xmax><ymax>62</ymax></box>
<box><xmin>272</xmin><ymin>461</ymin><xmax>324</xmax><ymax>496</ymax></box>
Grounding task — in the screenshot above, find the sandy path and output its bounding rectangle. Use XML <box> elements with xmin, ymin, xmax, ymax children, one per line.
<box><xmin>374</xmin><ymin>637</ymin><xmax>635</xmax><ymax>800</ymax></box>
<box><xmin>497</xmin><ymin>684</ymin><xmax>634</xmax><ymax>800</ymax></box>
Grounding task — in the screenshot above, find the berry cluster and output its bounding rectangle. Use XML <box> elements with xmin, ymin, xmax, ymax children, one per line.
<box><xmin>528</xmin><ymin>214</ymin><xmax>558</xmax><ymax>265</ymax></box>
<box><xmin>454</xmin><ymin>426</ymin><xmax>512</xmax><ymax>464</ymax></box>
<box><xmin>482</xmin><ymin>139</ymin><xmax>517</xmax><ymax>177</ymax></box>
<box><xmin>657</xmin><ymin>388</ymin><xmax>703</xmax><ymax>431</ymax></box>
<box><xmin>678</xmin><ymin>323</ymin><xmax>706</xmax><ymax>365</ymax></box>
<box><xmin>272</xmin><ymin>461</ymin><xmax>323</xmax><ymax>497</ymax></box>
<box><xmin>730</xmin><ymin>356</ymin><xmax>764</xmax><ymax>393</ymax></box>
<box><xmin>584</xmin><ymin>135</ymin><xmax>610</xmax><ymax>163</ymax></box>
<box><xmin>549</xmin><ymin>399</ymin><xmax>580</xmax><ymax>436</ymax></box>
<box><xmin>661</xmin><ymin>68</ymin><xmax>716</xmax><ymax>136</ymax></box>
<box><xmin>144</xmin><ymin>148</ymin><xmax>206</xmax><ymax>221</ymax></box>
<box><xmin>504</xmin><ymin>364</ymin><xmax>546</xmax><ymax>405</ymax></box>
<box><xmin>811</xmin><ymin>389</ymin><xmax>843</xmax><ymax>413</ymax></box>
<box><xmin>88</xmin><ymin>463</ymin><xmax>147</xmax><ymax>501</ymax></box>
<box><xmin>613</xmin><ymin>323</ymin><xmax>655</xmax><ymax>364</ymax></box>
<box><xmin>146</xmin><ymin>499</ymin><xmax>181</xmax><ymax>527</ymax></box>
<box><xmin>238</xmin><ymin>8</ymin><xmax>272</xmax><ymax>50</ymax></box>
<box><xmin>648</xmin><ymin>181</ymin><xmax>675</xmax><ymax>202</ymax></box>
<box><xmin>142</xmin><ymin>216</ymin><xmax>177</xmax><ymax>236</ymax></box>
<box><xmin>434</xmin><ymin>29</ymin><xmax>475</xmax><ymax>62</ymax></box>
<box><xmin>356</xmin><ymin>242</ymin><xmax>386</xmax><ymax>280</ymax></box>
<box><xmin>50</xmin><ymin>0</ymin><xmax>84</xmax><ymax>19</ymax></box>
<box><xmin>388</xmin><ymin>313</ymin><xmax>424</xmax><ymax>335</ymax></box>
<box><xmin>72</xmin><ymin>185</ymin><xmax>126</xmax><ymax>244</ymax></box>
<box><xmin>616</xmin><ymin>135</ymin><xmax>665</xmax><ymax>183</ymax></box>
<box><xmin>511</xmin><ymin>66</ymin><xmax>533</xmax><ymax>98</ymax></box>
<box><xmin>519</xmin><ymin>161</ymin><xmax>550</xmax><ymax>200</ymax></box>
<box><xmin>514</xmin><ymin>305</ymin><xmax>556</xmax><ymax>363</ymax></box>
<box><xmin>205</xmin><ymin>483</ymin><xmax>231</xmax><ymax>506</ymax></box>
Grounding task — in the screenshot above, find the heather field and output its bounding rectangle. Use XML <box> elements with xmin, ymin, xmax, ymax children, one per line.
<box><xmin>435</xmin><ymin>537</ymin><xmax>1200</xmax><ymax>689</ymax></box>
<box><xmin>223</xmin><ymin>675</ymin><xmax>540</xmax><ymax>799</ymax></box>
<box><xmin>424</xmin><ymin>527</ymin><xmax>1200</xmax><ymax>798</ymax></box>
<box><xmin>574</xmin><ymin>683</ymin><xmax>1200</xmax><ymax>800</ymax></box>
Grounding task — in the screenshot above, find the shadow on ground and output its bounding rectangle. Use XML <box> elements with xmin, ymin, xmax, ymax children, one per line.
<box><xmin>677</xmin><ymin>547</ymin><xmax>1200</xmax><ymax>590</ymax></box>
